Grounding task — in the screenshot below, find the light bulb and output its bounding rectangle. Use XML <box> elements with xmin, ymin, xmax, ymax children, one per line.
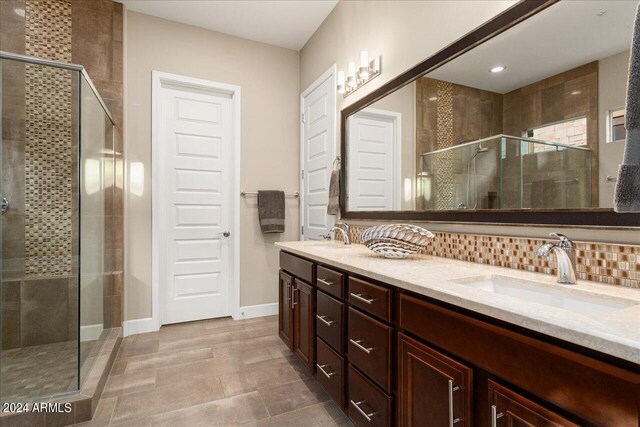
<box><xmin>348</xmin><ymin>62</ymin><xmax>357</xmax><ymax>88</ymax></box>
<box><xmin>359</xmin><ymin>50</ymin><xmax>370</xmax><ymax>80</ymax></box>
<box><xmin>337</xmin><ymin>70</ymin><xmax>346</xmax><ymax>94</ymax></box>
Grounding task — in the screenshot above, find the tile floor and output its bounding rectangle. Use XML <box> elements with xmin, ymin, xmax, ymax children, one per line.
<box><xmin>75</xmin><ymin>315</ymin><xmax>353</xmax><ymax>426</ymax></box>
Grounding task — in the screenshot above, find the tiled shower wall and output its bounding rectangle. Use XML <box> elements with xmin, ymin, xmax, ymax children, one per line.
<box><xmin>0</xmin><ymin>0</ymin><xmax>124</xmax><ymax>349</ymax></box>
<box><xmin>341</xmin><ymin>225</ymin><xmax>640</xmax><ymax>289</ymax></box>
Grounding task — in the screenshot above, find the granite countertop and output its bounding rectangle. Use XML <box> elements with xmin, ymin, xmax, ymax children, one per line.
<box><xmin>275</xmin><ymin>241</ymin><xmax>640</xmax><ymax>365</ymax></box>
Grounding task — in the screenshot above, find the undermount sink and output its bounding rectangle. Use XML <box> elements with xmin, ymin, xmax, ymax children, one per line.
<box><xmin>450</xmin><ymin>275</ymin><xmax>638</xmax><ymax>317</ymax></box>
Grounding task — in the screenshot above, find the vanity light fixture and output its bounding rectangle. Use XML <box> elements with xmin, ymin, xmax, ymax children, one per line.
<box><xmin>337</xmin><ymin>71</ymin><xmax>346</xmax><ymax>94</ymax></box>
<box><xmin>337</xmin><ymin>50</ymin><xmax>381</xmax><ymax>97</ymax></box>
<box><xmin>490</xmin><ymin>65</ymin><xmax>506</xmax><ymax>73</ymax></box>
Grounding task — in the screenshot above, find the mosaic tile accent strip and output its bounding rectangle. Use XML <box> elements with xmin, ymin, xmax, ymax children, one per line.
<box><xmin>340</xmin><ymin>225</ymin><xmax>640</xmax><ymax>288</ymax></box>
<box><xmin>435</xmin><ymin>81</ymin><xmax>454</xmax><ymax>210</ymax></box>
<box><xmin>24</xmin><ymin>0</ymin><xmax>73</xmax><ymax>277</ymax></box>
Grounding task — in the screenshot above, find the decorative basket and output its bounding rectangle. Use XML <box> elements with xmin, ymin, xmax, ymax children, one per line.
<box><xmin>361</xmin><ymin>224</ymin><xmax>435</xmax><ymax>259</ymax></box>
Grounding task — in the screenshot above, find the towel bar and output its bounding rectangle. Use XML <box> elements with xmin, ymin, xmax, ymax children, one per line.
<box><xmin>241</xmin><ymin>191</ymin><xmax>299</xmax><ymax>198</ymax></box>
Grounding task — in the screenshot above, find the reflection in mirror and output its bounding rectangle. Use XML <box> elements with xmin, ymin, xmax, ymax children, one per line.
<box><xmin>345</xmin><ymin>0</ymin><xmax>637</xmax><ymax>212</ymax></box>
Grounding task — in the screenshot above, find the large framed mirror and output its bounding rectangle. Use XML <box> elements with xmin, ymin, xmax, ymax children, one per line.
<box><xmin>341</xmin><ymin>0</ymin><xmax>640</xmax><ymax>226</ymax></box>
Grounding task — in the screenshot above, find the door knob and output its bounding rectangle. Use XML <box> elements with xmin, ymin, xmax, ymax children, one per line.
<box><xmin>219</xmin><ymin>231</ymin><xmax>231</xmax><ymax>237</ymax></box>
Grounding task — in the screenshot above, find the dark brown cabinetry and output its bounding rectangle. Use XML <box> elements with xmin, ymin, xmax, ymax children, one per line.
<box><xmin>278</xmin><ymin>250</ymin><xmax>640</xmax><ymax>427</ymax></box>
<box><xmin>278</xmin><ymin>270</ymin><xmax>293</xmax><ymax>350</ymax></box>
<box><xmin>488</xmin><ymin>380</ymin><xmax>580</xmax><ymax>427</ymax></box>
<box><xmin>316</xmin><ymin>337</ymin><xmax>346</xmax><ymax>408</ymax></box>
<box><xmin>348</xmin><ymin>364</ymin><xmax>392</xmax><ymax>427</ymax></box>
<box><xmin>398</xmin><ymin>333</ymin><xmax>473</xmax><ymax>427</ymax></box>
<box><xmin>293</xmin><ymin>279</ymin><xmax>315</xmax><ymax>371</ymax></box>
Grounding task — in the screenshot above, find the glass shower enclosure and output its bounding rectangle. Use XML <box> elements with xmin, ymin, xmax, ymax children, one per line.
<box><xmin>0</xmin><ymin>51</ymin><xmax>115</xmax><ymax>403</ymax></box>
<box><xmin>420</xmin><ymin>135</ymin><xmax>592</xmax><ymax>210</ymax></box>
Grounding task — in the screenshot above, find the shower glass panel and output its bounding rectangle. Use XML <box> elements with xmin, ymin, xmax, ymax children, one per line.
<box><xmin>421</xmin><ymin>135</ymin><xmax>592</xmax><ymax>210</ymax></box>
<box><xmin>0</xmin><ymin>52</ymin><xmax>114</xmax><ymax>404</ymax></box>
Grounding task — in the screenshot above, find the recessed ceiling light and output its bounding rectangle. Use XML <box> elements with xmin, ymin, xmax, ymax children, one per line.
<box><xmin>14</xmin><ymin>7</ymin><xmax>24</xmax><ymax>17</ymax></box>
<box><xmin>571</xmin><ymin>90</ymin><xmax>582</xmax><ymax>96</ymax></box>
<box><xmin>490</xmin><ymin>66</ymin><xmax>506</xmax><ymax>73</ymax></box>
<box><xmin>428</xmin><ymin>96</ymin><xmax>438</xmax><ymax>101</ymax></box>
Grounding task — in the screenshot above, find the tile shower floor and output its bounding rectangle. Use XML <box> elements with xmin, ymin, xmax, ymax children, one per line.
<box><xmin>1</xmin><ymin>340</ymin><xmax>99</xmax><ymax>403</ymax></box>
<box><xmin>77</xmin><ymin>316</ymin><xmax>352</xmax><ymax>426</ymax></box>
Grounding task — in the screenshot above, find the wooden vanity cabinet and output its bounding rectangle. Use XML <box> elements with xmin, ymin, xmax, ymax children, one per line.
<box><xmin>278</xmin><ymin>270</ymin><xmax>294</xmax><ymax>350</ymax></box>
<box><xmin>398</xmin><ymin>333</ymin><xmax>473</xmax><ymax>427</ymax></box>
<box><xmin>293</xmin><ymin>279</ymin><xmax>315</xmax><ymax>371</ymax></box>
<box><xmin>488</xmin><ymin>380</ymin><xmax>580</xmax><ymax>427</ymax></box>
<box><xmin>278</xmin><ymin>250</ymin><xmax>640</xmax><ymax>427</ymax></box>
<box><xmin>279</xmin><ymin>252</ymin><xmax>316</xmax><ymax>373</ymax></box>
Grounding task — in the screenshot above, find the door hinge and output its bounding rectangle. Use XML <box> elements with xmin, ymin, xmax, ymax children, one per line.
<box><xmin>301</xmin><ymin>226</ymin><xmax>304</xmax><ymax>235</ymax></box>
<box><xmin>301</xmin><ymin>169</ymin><xmax>304</xmax><ymax>179</ymax></box>
<box><xmin>301</xmin><ymin>113</ymin><xmax>305</xmax><ymax>124</ymax></box>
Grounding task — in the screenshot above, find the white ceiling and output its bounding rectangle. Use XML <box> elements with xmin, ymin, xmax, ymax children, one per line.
<box><xmin>428</xmin><ymin>0</ymin><xmax>638</xmax><ymax>94</ymax></box>
<box><xmin>117</xmin><ymin>0</ymin><xmax>338</xmax><ymax>50</ymax></box>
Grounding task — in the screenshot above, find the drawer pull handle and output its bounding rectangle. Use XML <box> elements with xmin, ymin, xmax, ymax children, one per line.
<box><xmin>491</xmin><ymin>405</ymin><xmax>504</xmax><ymax>427</ymax></box>
<box><xmin>316</xmin><ymin>364</ymin><xmax>335</xmax><ymax>379</ymax></box>
<box><xmin>318</xmin><ymin>278</ymin><xmax>334</xmax><ymax>286</ymax></box>
<box><xmin>316</xmin><ymin>315</ymin><xmax>335</xmax><ymax>326</ymax></box>
<box><xmin>350</xmin><ymin>400</ymin><xmax>375</xmax><ymax>422</ymax></box>
<box><xmin>350</xmin><ymin>339</ymin><xmax>373</xmax><ymax>354</ymax></box>
<box><xmin>350</xmin><ymin>292</ymin><xmax>374</xmax><ymax>304</ymax></box>
<box><xmin>448</xmin><ymin>380</ymin><xmax>461</xmax><ymax>427</ymax></box>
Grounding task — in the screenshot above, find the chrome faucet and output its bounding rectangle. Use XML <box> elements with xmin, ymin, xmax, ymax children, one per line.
<box><xmin>536</xmin><ymin>233</ymin><xmax>577</xmax><ymax>285</ymax></box>
<box><xmin>330</xmin><ymin>222</ymin><xmax>351</xmax><ymax>245</ymax></box>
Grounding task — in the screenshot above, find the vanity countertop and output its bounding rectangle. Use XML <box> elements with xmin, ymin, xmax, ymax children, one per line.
<box><xmin>275</xmin><ymin>241</ymin><xmax>640</xmax><ymax>365</ymax></box>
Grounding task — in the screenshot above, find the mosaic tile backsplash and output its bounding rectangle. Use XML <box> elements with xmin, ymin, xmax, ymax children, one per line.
<box><xmin>340</xmin><ymin>225</ymin><xmax>640</xmax><ymax>289</ymax></box>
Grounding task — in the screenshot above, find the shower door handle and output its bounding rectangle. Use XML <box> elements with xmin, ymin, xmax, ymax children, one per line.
<box><xmin>1</xmin><ymin>196</ymin><xmax>8</xmax><ymax>215</ymax></box>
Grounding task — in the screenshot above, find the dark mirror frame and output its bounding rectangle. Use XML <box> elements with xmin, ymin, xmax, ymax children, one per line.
<box><xmin>340</xmin><ymin>0</ymin><xmax>640</xmax><ymax>227</ymax></box>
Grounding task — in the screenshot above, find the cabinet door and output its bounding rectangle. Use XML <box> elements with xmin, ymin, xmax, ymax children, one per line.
<box><xmin>489</xmin><ymin>380</ymin><xmax>580</xmax><ymax>427</ymax></box>
<box><xmin>398</xmin><ymin>333</ymin><xmax>473</xmax><ymax>427</ymax></box>
<box><xmin>278</xmin><ymin>270</ymin><xmax>294</xmax><ymax>350</ymax></box>
<box><xmin>294</xmin><ymin>279</ymin><xmax>315</xmax><ymax>371</ymax></box>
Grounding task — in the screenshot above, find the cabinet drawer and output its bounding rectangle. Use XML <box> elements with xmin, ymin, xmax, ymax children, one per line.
<box><xmin>316</xmin><ymin>291</ymin><xmax>345</xmax><ymax>354</ymax></box>
<box><xmin>399</xmin><ymin>293</ymin><xmax>640</xmax><ymax>427</ymax></box>
<box><xmin>280</xmin><ymin>251</ymin><xmax>315</xmax><ymax>284</ymax></box>
<box><xmin>348</xmin><ymin>277</ymin><xmax>391</xmax><ymax>321</ymax></box>
<box><xmin>348</xmin><ymin>307</ymin><xmax>392</xmax><ymax>392</ymax></box>
<box><xmin>317</xmin><ymin>265</ymin><xmax>344</xmax><ymax>299</ymax></box>
<box><xmin>316</xmin><ymin>338</ymin><xmax>345</xmax><ymax>409</ymax></box>
<box><xmin>348</xmin><ymin>364</ymin><xmax>392</xmax><ymax>427</ymax></box>
<box><xmin>489</xmin><ymin>380</ymin><xmax>580</xmax><ymax>427</ymax></box>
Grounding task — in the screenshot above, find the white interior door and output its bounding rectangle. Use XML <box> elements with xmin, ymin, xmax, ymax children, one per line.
<box><xmin>301</xmin><ymin>67</ymin><xmax>336</xmax><ymax>240</ymax></box>
<box><xmin>348</xmin><ymin>109</ymin><xmax>401</xmax><ymax>211</ymax></box>
<box><xmin>157</xmin><ymin>82</ymin><xmax>233</xmax><ymax>325</ymax></box>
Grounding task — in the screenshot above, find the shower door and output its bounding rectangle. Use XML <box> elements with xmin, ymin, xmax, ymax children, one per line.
<box><xmin>0</xmin><ymin>52</ymin><xmax>114</xmax><ymax>404</ymax></box>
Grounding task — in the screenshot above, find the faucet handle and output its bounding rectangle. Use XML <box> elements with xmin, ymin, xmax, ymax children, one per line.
<box><xmin>550</xmin><ymin>232</ymin><xmax>574</xmax><ymax>248</ymax></box>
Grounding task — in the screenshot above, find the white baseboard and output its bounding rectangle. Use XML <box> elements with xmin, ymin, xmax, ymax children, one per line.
<box><xmin>80</xmin><ymin>324</ymin><xmax>104</xmax><ymax>342</ymax></box>
<box><xmin>234</xmin><ymin>302</ymin><xmax>278</xmax><ymax>320</ymax></box>
<box><xmin>123</xmin><ymin>317</ymin><xmax>158</xmax><ymax>337</ymax></box>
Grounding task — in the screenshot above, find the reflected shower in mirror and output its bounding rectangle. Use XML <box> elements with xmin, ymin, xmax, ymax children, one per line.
<box><xmin>345</xmin><ymin>0</ymin><xmax>637</xmax><ymax>212</ymax></box>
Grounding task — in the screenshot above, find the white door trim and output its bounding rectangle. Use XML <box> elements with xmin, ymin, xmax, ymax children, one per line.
<box><xmin>299</xmin><ymin>64</ymin><xmax>337</xmax><ymax>240</ymax></box>
<box><xmin>349</xmin><ymin>107</ymin><xmax>403</xmax><ymax>210</ymax></box>
<box><xmin>151</xmin><ymin>71</ymin><xmax>242</xmax><ymax>331</ymax></box>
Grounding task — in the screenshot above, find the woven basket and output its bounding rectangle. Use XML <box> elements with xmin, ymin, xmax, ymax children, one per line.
<box><xmin>361</xmin><ymin>224</ymin><xmax>434</xmax><ymax>259</ymax></box>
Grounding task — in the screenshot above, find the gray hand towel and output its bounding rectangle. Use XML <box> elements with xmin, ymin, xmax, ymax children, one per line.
<box><xmin>614</xmin><ymin>3</ymin><xmax>640</xmax><ymax>212</ymax></box>
<box><xmin>327</xmin><ymin>160</ymin><xmax>340</xmax><ymax>215</ymax></box>
<box><xmin>257</xmin><ymin>190</ymin><xmax>285</xmax><ymax>233</ymax></box>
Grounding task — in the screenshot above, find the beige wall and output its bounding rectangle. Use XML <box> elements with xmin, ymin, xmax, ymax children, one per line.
<box><xmin>125</xmin><ymin>11</ymin><xmax>300</xmax><ymax>321</ymax></box>
<box><xmin>598</xmin><ymin>50</ymin><xmax>629</xmax><ymax>208</ymax></box>
<box><xmin>301</xmin><ymin>0</ymin><xmax>640</xmax><ymax>244</ymax></box>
